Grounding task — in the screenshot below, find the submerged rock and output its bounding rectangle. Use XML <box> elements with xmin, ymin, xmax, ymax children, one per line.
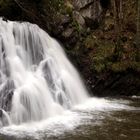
<box><xmin>0</xmin><ymin>109</ymin><xmax>2</xmax><ymax>118</ymax></box>
<box><xmin>0</xmin><ymin>80</ymin><xmax>14</xmax><ymax>112</ymax></box>
<box><xmin>0</xmin><ymin>109</ymin><xmax>10</xmax><ymax>127</ymax></box>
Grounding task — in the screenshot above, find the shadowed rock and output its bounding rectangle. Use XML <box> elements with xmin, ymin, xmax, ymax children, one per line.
<box><xmin>0</xmin><ymin>79</ymin><xmax>14</xmax><ymax>112</ymax></box>
<box><xmin>0</xmin><ymin>109</ymin><xmax>2</xmax><ymax>118</ymax></box>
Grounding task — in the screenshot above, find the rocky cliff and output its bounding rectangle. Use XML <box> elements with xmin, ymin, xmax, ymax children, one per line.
<box><xmin>0</xmin><ymin>0</ymin><xmax>139</xmax><ymax>96</ymax></box>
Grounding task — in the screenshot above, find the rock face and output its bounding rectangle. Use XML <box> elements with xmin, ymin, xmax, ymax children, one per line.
<box><xmin>0</xmin><ymin>80</ymin><xmax>14</xmax><ymax>111</ymax></box>
<box><xmin>91</xmin><ymin>71</ymin><xmax>140</xmax><ymax>97</ymax></box>
<box><xmin>72</xmin><ymin>0</ymin><xmax>102</xmax><ymax>20</ymax></box>
<box><xmin>0</xmin><ymin>0</ymin><xmax>105</xmax><ymax>41</ymax></box>
<box><xmin>73</xmin><ymin>0</ymin><xmax>94</xmax><ymax>10</ymax></box>
<box><xmin>72</xmin><ymin>0</ymin><xmax>103</xmax><ymax>29</ymax></box>
<box><xmin>0</xmin><ymin>0</ymin><xmax>139</xmax><ymax>97</ymax></box>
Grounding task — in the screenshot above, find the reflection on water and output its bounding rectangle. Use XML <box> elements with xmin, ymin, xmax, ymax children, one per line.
<box><xmin>0</xmin><ymin>97</ymin><xmax>140</xmax><ymax>140</ymax></box>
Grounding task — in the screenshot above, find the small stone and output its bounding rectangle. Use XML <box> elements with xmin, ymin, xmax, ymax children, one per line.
<box><xmin>120</xmin><ymin>134</ymin><xmax>127</xmax><ymax>138</ymax></box>
<box><xmin>62</xmin><ymin>28</ymin><xmax>74</xmax><ymax>38</ymax></box>
<box><xmin>73</xmin><ymin>11</ymin><xmax>85</xmax><ymax>26</ymax></box>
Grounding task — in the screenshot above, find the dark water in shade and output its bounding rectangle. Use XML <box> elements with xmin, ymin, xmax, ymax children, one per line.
<box><xmin>0</xmin><ymin>97</ymin><xmax>140</xmax><ymax>140</ymax></box>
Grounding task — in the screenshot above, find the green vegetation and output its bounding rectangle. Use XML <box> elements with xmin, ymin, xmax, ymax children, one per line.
<box><xmin>83</xmin><ymin>34</ymin><xmax>140</xmax><ymax>73</ymax></box>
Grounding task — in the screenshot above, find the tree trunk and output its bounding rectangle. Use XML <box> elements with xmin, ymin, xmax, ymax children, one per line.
<box><xmin>113</xmin><ymin>0</ymin><xmax>123</xmax><ymax>37</ymax></box>
<box><xmin>113</xmin><ymin>0</ymin><xmax>123</xmax><ymax>60</ymax></box>
<box><xmin>136</xmin><ymin>0</ymin><xmax>140</xmax><ymax>47</ymax></box>
<box><xmin>119</xmin><ymin>0</ymin><xmax>123</xmax><ymax>30</ymax></box>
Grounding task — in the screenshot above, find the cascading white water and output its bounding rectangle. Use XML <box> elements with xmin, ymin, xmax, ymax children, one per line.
<box><xmin>0</xmin><ymin>18</ymin><xmax>89</xmax><ymax>126</ymax></box>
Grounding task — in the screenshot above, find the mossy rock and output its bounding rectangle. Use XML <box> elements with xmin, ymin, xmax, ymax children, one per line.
<box><xmin>87</xmin><ymin>39</ymin><xmax>115</xmax><ymax>73</ymax></box>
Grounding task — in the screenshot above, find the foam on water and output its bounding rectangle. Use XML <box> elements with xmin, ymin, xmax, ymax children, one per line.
<box><xmin>0</xmin><ymin>97</ymin><xmax>138</xmax><ymax>140</ymax></box>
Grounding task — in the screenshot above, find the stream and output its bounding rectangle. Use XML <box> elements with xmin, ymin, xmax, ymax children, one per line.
<box><xmin>0</xmin><ymin>97</ymin><xmax>139</xmax><ymax>140</ymax></box>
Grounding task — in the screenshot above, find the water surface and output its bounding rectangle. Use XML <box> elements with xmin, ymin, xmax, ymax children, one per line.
<box><xmin>0</xmin><ymin>97</ymin><xmax>139</xmax><ymax>140</ymax></box>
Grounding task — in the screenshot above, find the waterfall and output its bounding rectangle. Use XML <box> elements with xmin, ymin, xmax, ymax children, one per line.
<box><xmin>0</xmin><ymin>18</ymin><xmax>89</xmax><ymax>126</ymax></box>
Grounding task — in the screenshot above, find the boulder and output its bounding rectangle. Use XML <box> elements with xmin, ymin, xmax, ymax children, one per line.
<box><xmin>72</xmin><ymin>0</ymin><xmax>103</xmax><ymax>29</ymax></box>
<box><xmin>62</xmin><ymin>28</ymin><xmax>74</xmax><ymax>38</ymax></box>
<box><xmin>72</xmin><ymin>0</ymin><xmax>94</xmax><ymax>10</ymax></box>
<box><xmin>73</xmin><ymin>11</ymin><xmax>85</xmax><ymax>26</ymax></box>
